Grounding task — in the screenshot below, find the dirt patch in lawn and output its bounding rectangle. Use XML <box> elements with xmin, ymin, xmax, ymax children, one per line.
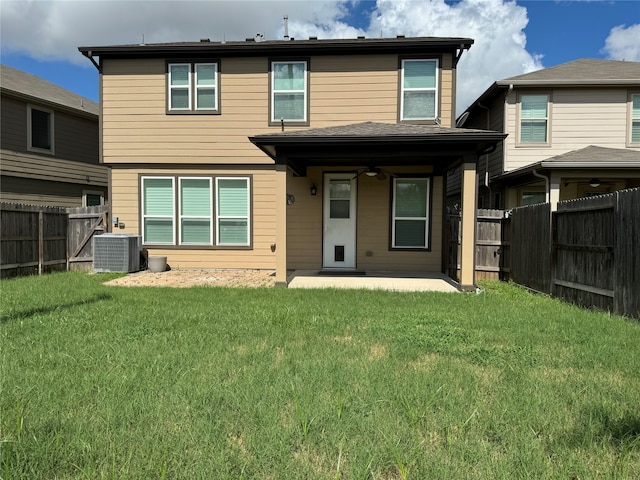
<box><xmin>103</xmin><ymin>269</ymin><xmax>276</xmax><ymax>288</ymax></box>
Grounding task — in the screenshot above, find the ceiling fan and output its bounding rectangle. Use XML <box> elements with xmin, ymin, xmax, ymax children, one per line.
<box><xmin>353</xmin><ymin>166</ymin><xmax>387</xmax><ymax>180</ymax></box>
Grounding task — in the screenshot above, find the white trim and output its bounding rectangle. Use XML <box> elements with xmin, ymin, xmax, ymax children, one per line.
<box><xmin>141</xmin><ymin>176</ymin><xmax>176</xmax><ymax>245</ymax></box>
<box><xmin>391</xmin><ymin>177</ymin><xmax>430</xmax><ymax>249</ymax></box>
<box><xmin>27</xmin><ymin>104</ymin><xmax>55</xmax><ymax>154</ymax></box>
<box><xmin>215</xmin><ymin>176</ymin><xmax>250</xmax><ymax>246</ymax></box>
<box><xmin>628</xmin><ymin>92</ymin><xmax>640</xmax><ymax>146</ymax></box>
<box><xmin>178</xmin><ymin>177</ymin><xmax>213</xmax><ymax>245</ymax></box>
<box><xmin>271</xmin><ymin>60</ymin><xmax>307</xmax><ymax>122</ymax></box>
<box><xmin>400</xmin><ymin>59</ymin><xmax>439</xmax><ymax>121</ymax></box>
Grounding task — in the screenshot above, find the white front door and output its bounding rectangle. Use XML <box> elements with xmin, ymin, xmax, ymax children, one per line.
<box><xmin>323</xmin><ymin>173</ymin><xmax>357</xmax><ymax>269</ymax></box>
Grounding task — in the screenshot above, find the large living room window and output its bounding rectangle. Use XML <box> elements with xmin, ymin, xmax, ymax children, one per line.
<box><xmin>400</xmin><ymin>59</ymin><xmax>438</xmax><ymax>121</ymax></box>
<box><xmin>271</xmin><ymin>60</ymin><xmax>307</xmax><ymax>124</ymax></box>
<box><xmin>28</xmin><ymin>105</ymin><xmax>54</xmax><ymax>153</ymax></box>
<box><xmin>519</xmin><ymin>94</ymin><xmax>549</xmax><ymax>144</ymax></box>
<box><xmin>391</xmin><ymin>177</ymin><xmax>431</xmax><ymax>249</ymax></box>
<box><xmin>168</xmin><ymin>62</ymin><xmax>219</xmax><ymax>113</ymax></box>
<box><xmin>141</xmin><ymin>176</ymin><xmax>250</xmax><ymax>246</ymax></box>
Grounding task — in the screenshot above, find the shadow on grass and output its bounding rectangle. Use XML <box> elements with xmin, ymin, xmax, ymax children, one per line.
<box><xmin>567</xmin><ymin>406</ymin><xmax>640</xmax><ymax>450</ymax></box>
<box><xmin>0</xmin><ymin>293</ymin><xmax>113</xmax><ymax>324</ymax></box>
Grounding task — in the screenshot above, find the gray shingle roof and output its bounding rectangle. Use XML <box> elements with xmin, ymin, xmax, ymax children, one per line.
<box><xmin>500</xmin><ymin>58</ymin><xmax>640</xmax><ymax>84</ymax></box>
<box><xmin>0</xmin><ymin>64</ymin><xmax>99</xmax><ymax>116</ymax></box>
<box><xmin>253</xmin><ymin>121</ymin><xmax>497</xmax><ymax>138</ymax></box>
<box><xmin>540</xmin><ymin>146</ymin><xmax>640</xmax><ymax>165</ymax></box>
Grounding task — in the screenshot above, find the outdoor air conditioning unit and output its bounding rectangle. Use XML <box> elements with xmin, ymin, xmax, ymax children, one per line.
<box><xmin>93</xmin><ymin>234</ymin><xmax>141</xmax><ymax>273</ymax></box>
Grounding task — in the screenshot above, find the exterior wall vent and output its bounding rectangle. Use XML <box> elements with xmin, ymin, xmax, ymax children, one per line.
<box><xmin>93</xmin><ymin>234</ymin><xmax>141</xmax><ymax>273</ymax></box>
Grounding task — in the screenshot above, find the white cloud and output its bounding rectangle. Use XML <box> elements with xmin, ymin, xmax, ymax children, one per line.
<box><xmin>0</xmin><ymin>0</ymin><xmax>542</xmax><ymax>114</ymax></box>
<box><xmin>602</xmin><ymin>24</ymin><xmax>640</xmax><ymax>62</ymax></box>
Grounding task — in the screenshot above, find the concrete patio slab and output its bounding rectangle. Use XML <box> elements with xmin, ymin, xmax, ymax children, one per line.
<box><xmin>287</xmin><ymin>271</ymin><xmax>460</xmax><ymax>292</ymax></box>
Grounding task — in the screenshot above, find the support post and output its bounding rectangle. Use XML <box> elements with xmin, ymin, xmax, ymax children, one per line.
<box><xmin>275</xmin><ymin>161</ymin><xmax>288</xmax><ymax>287</ymax></box>
<box><xmin>459</xmin><ymin>159</ymin><xmax>478</xmax><ymax>290</ymax></box>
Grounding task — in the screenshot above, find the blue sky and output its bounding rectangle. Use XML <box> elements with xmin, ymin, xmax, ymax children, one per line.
<box><xmin>1</xmin><ymin>0</ymin><xmax>639</xmax><ymax>113</ymax></box>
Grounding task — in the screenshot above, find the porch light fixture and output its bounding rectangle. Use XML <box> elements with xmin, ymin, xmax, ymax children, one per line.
<box><xmin>310</xmin><ymin>185</ymin><xmax>317</xmax><ymax>195</ymax></box>
<box><xmin>589</xmin><ymin>178</ymin><xmax>601</xmax><ymax>188</ymax></box>
<box><xmin>365</xmin><ymin>167</ymin><xmax>378</xmax><ymax>177</ymax></box>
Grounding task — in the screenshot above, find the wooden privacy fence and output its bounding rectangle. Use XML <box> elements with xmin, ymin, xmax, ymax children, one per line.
<box><xmin>447</xmin><ymin>208</ymin><xmax>505</xmax><ymax>281</ymax></box>
<box><xmin>0</xmin><ymin>203</ymin><xmax>109</xmax><ymax>278</ymax></box>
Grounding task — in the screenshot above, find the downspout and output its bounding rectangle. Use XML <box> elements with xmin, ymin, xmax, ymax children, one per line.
<box><xmin>532</xmin><ymin>168</ymin><xmax>549</xmax><ymax>203</ymax></box>
<box><xmin>477</xmin><ymin>101</ymin><xmax>490</xmax><ymax>189</ymax></box>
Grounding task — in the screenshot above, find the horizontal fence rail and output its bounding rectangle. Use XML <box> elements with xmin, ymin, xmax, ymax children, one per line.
<box><xmin>1</xmin><ymin>203</ymin><xmax>110</xmax><ymax>279</ymax></box>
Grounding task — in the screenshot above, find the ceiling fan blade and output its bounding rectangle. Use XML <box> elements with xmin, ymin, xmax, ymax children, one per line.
<box><xmin>375</xmin><ymin>169</ymin><xmax>387</xmax><ymax>180</ymax></box>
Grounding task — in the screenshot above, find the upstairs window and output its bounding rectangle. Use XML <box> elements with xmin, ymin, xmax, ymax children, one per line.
<box><xmin>391</xmin><ymin>177</ymin><xmax>431</xmax><ymax>249</ymax></box>
<box><xmin>168</xmin><ymin>62</ymin><xmax>219</xmax><ymax>113</ymax></box>
<box><xmin>400</xmin><ymin>59</ymin><xmax>438</xmax><ymax>121</ymax></box>
<box><xmin>28</xmin><ymin>105</ymin><xmax>54</xmax><ymax>153</ymax></box>
<box><xmin>631</xmin><ymin>93</ymin><xmax>640</xmax><ymax>144</ymax></box>
<box><xmin>519</xmin><ymin>94</ymin><xmax>549</xmax><ymax>144</ymax></box>
<box><xmin>271</xmin><ymin>61</ymin><xmax>307</xmax><ymax>123</ymax></box>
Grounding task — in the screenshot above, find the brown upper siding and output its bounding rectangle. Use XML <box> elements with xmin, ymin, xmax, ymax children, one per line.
<box><xmin>100</xmin><ymin>51</ymin><xmax>456</xmax><ymax>165</ymax></box>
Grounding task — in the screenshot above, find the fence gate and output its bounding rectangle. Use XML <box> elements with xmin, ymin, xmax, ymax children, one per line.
<box><xmin>67</xmin><ymin>205</ymin><xmax>110</xmax><ymax>271</ymax></box>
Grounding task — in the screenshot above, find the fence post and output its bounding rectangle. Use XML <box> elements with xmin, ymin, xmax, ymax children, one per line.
<box><xmin>38</xmin><ymin>211</ymin><xmax>44</xmax><ymax>275</ymax></box>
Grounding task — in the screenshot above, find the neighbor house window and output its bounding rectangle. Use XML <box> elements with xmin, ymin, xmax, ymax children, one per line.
<box><xmin>216</xmin><ymin>177</ymin><xmax>250</xmax><ymax>245</ymax></box>
<box><xmin>400</xmin><ymin>59</ymin><xmax>438</xmax><ymax>121</ymax></box>
<box><xmin>631</xmin><ymin>93</ymin><xmax>640</xmax><ymax>144</ymax></box>
<box><xmin>271</xmin><ymin>61</ymin><xmax>307</xmax><ymax>123</ymax></box>
<box><xmin>168</xmin><ymin>62</ymin><xmax>219</xmax><ymax>112</ymax></box>
<box><xmin>141</xmin><ymin>176</ymin><xmax>250</xmax><ymax>247</ymax></box>
<box><xmin>521</xmin><ymin>191</ymin><xmax>546</xmax><ymax>206</ymax></box>
<box><xmin>392</xmin><ymin>177</ymin><xmax>430</xmax><ymax>249</ymax></box>
<box><xmin>83</xmin><ymin>190</ymin><xmax>104</xmax><ymax>207</ymax></box>
<box><xmin>28</xmin><ymin>105</ymin><xmax>54</xmax><ymax>153</ymax></box>
<box><xmin>519</xmin><ymin>94</ymin><xmax>549</xmax><ymax>144</ymax></box>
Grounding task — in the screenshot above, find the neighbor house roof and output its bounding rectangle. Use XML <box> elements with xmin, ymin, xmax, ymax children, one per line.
<box><xmin>495</xmin><ymin>146</ymin><xmax>640</xmax><ymax>184</ymax></box>
<box><xmin>0</xmin><ymin>64</ymin><xmax>99</xmax><ymax>117</ymax></box>
<box><xmin>79</xmin><ymin>36</ymin><xmax>474</xmax><ymax>68</ymax></box>
<box><xmin>460</xmin><ymin>58</ymin><xmax>640</xmax><ymax>122</ymax></box>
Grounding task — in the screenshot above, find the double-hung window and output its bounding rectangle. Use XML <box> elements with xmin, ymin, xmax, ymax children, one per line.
<box><xmin>168</xmin><ymin>62</ymin><xmax>219</xmax><ymax>112</ymax></box>
<box><xmin>391</xmin><ymin>177</ymin><xmax>430</xmax><ymax>249</ymax></box>
<box><xmin>519</xmin><ymin>94</ymin><xmax>549</xmax><ymax>144</ymax></box>
<box><xmin>271</xmin><ymin>61</ymin><xmax>307</xmax><ymax>123</ymax></box>
<box><xmin>28</xmin><ymin>105</ymin><xmax>54</xmax><ymax>153</ymax></box>
<box><xmin>630</xmin><ymin>93</ymin><xmax>640</xmax><ymax>144</ymax></box>
<box><xmin>216</xmin><ymin>178</ymin><xmax>250</xmax><ymax>245</ymax></box>
<box><xmin>400</xmin><ymin>59</ymin><xmax>438</xmax><ymax>121</ymax></box>
<box><xmin>141</xmin><ymin>176</ymin><xmax>250</xmax><ymax>247</ymax></box>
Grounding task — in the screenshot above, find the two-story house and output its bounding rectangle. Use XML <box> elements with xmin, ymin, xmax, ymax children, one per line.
<box><xmin>0</xmin><ymin>65</ymin><xmax>107</xmax><ymax>207</ymax></box>
<box><xmin>457</xmin><ymin>58</ymin><xmax>640</xmax><ymax>209</ymax></box>
<box><xmin>79</xmin><ymin>36</ymin><xmax>505</xmax><ymax>289</ymax></box>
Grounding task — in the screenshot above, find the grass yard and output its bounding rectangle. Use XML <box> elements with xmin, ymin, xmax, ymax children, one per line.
<box><xmin>1</xmin><ymin>272</ymin><xmax>639</xmax><ymax>479</ymax></box>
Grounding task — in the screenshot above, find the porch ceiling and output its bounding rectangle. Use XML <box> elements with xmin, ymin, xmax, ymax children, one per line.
<box><xmin>249</xmin><ymin>122</ymin><xmax>507</xmax><ymax>176</ymax></box>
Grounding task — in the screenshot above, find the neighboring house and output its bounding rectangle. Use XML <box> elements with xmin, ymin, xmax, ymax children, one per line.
<box><xmin>78</xmin><ymin>36</ymin><xmax>504</xmax><ymax>289</ymax></box>
<box><xmin>0</xmin><ymin>65</ymin><xmax>107</xmax><ymax>207</ymax></box>
<box><xmin>456</xmin><ymin>58</ymin><xmax>640</xmax><ymax>209</ymax></box>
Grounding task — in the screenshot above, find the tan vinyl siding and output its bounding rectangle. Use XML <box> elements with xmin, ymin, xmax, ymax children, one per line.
<box><xmin>286</xmin><ymin>166</ymin><xmax>443</xmax><ymax>272</ymax></box>
<box><xmin>101</xmin><ymin>53</ymin><xmax>456</xmax><ymax>165</ymax></box>
<box><xmin>110</xmin><ymin>166</ymin><xmax>277</xmax><ymax>270</ymax></box>
<box><xmin>504</xmin><ymin>87</ymin><xmax>640</xmax><ymax>172</ymax></box>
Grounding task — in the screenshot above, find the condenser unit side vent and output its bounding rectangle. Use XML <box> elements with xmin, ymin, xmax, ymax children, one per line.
<box><xmin>93</xmin><ymin>234</ymin><xmax>141</xmax><ymax>273</ymax></box>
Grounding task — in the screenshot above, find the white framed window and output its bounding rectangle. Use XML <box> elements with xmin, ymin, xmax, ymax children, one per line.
<box><xmin>142</xmin><ymin>177</ymin><xmax>175</xmax><ymax>245</ymax></box>
<box><xmin>271</xmin><ymin>61</ymin><xmax>307</xmax><ymax>123</ymax></box>
<box><xmin>27</xmin><ymin>104</ymin><xmax>54</xmax><ymax>154</ymax></box>
<box><xmin>630</xmin><ymin>93</ymin><xmax>640</xmax><ymax>145</ymax></box>
<box><xmin>216</xmin><ymin>177</ymin><xmax>250</xmax><ymax>246</ymax></box>
<box><xmin>400</xmin><ymin>59</ymin><xmax>438</xmax><ymax>121</ymax></box>
<box><xmin>391</xmin><ymin>177</ymin><xmax>430</xmax><ymax>249</ymax></box>
<box><xmin>519</xmin><ymin>94</ymin><xmax>549</xmax><ymax>144</ymax></box>
<box><xmin>168</xmin><ymin>62</ymin><xmax>218</xmax><ymax>112</ymax></box>
<box><xmin>141</xmin><ymin>176</ymin><xmax>250</xmax><ymax>247</ymax></box>
<box><xmin>179</xmin><ymin>177</ymin><xmax>213</xmax><ymax>245</ymax></box>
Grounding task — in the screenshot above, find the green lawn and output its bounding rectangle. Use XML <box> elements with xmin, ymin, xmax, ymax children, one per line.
<box><xmin>1</xmin><ymin>272</ymin><xmax>639</xmax><ymax>479</ymax></box>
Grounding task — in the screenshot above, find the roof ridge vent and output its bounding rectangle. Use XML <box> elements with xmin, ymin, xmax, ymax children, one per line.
<box><xmin>309</xmin><ymin>36</ymin><xmax>317</xmax><ymax>40</ymax></box>
<box><xmin>200</xmin><ymin>38</ymin><xmax>210</xmax><ymax>43</ymax></box>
